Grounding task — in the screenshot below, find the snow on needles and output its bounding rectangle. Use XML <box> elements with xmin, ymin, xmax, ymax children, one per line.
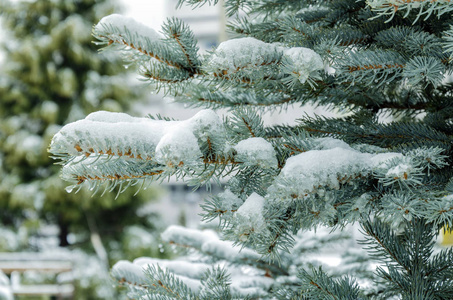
<box><xmin>283</xmin><ymin>47</ymin><xmax>324</xmax><ymax>84</ymax></box>
<box><xmin>133</xmin><ymin>257</ymin><xmax>210</xmax><ymax>279</ymax></box>
<box><xmin>95</xmin><ymin>14</ymin><xmax>162</xmax><ymax>41</ymax></box>
<box><xmin>113</xmin><ymin>226</ymin><xmax>271</xmax><ymax>298</ymax></box>
<box><xmin>233</xmin><ymin>137</ymin><xmax>278</xmax><ymax>169</ymax></box>
<box><xmin>111</xmin><ymin>260</ymin><xmax>202</xmax><ymax>293</ymax></box>
<box><xmin>278</xmin><ymin>138</ymin><xmax>403</xmax><ymax>193</ymax></box>
<box><xmin>208</xmin><ymin>37</ymin><xmax>278</xmax><ymax>71</ymax></box>
<box><xmin>217</xmin><ymin>189</ymin><xmax>243</xmax><ymax>216</ymax></box>
<box><xmin>161</xmin><ymin>225</ymin><xmax>262</xmax><ymax>262</ymax></box>
<box><xmin>155</xmin><ymin>127</ymin><xmax>202</xmax><ymax>165</ymax></box>
<box><xmin>235</xmin><ymin>193</ymin><xmax>267</xmax><ymax>241</ymax></box>
<box><xmin>208</xmin><ymin>37</ymin><xmax>325</xmax><ymax>82</ymax></box>
<box><xmin>161</xmin><ymin>225</ymin><xmax>219</xmax><ymax>250</ymax></box>
<box><xmin>50</xmin><ymin>109</ymin><xmax>224</xmax><ymax>168</ymax></box>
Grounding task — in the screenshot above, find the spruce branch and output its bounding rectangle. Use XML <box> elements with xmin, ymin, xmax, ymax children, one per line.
<box><xmin>161</xmin><ymin>225</ymin><xmax>288</xmax><ymax>279</ymax></box>
<box><xmin>179</xmin><ymin>85</ymin><xmax>299</xmax><ymax>109</ymax></box>
<box><xmin>298</xmin><ymin>267</ymin><xmax>362</xmax><ymax>299</ymax></box>
<box><xmin>177</xmin><ymin>0</ymin><xmax>219</xmax><ymax>9</ymax></box>
<box><xmin>142</xmin><ymin>265</ymin><xmax>199</xmax><ymax>299</ymax></box>
<box><xmin>359</xmin><ymin>218</ymin><xmax>453</xmax><ymax>298</ymax></box>
<box><xmin>360</xmin><ymin>218</ymin><xmax>412</xmax><ymax>273</ymax></box>
<box><xmin>228</xmin><ymin>18</ymin><xmax>281</xmax><ymax>43</ymax></box>
<box><xmin>402</xmin><ymin>56</ymin><xmax>446</xmax><ymax>87</ymax></box>
<box><xmin>367</xmin><ymin>0</ymin><xmax>453</xmax><ymax>23</ymax></box>
<box><xmin>199</xmin><ymin>267</ymin><xmax>232</xmax><ymax>299</ymax></box>
<box><xmin>338</xmin><ymin>49</ymin><xmax>406</xmax><ymax>87</ymax></box>
<box><xmin>300</xmin><ymin>116</ymin><xmax>452</xmax><ymax>150</ymax></box>
<box><xmin>444</xmin><ymin>25</ymin><xmax>453</xmax><ymax>59</ymax></box>
<box><xmin>162</xmin><ymin>17</ymin><xmax>201</xmax><ymax>74</ymax></box>
<box><xmin>93</xmin><ymin>16</ymin><xmax>185</xmax><ymax>70</ymax></box>
<box><xmin>119</xmin><ymin>36</ymin><xmax>185</xmax><ymax>70</ymax></box>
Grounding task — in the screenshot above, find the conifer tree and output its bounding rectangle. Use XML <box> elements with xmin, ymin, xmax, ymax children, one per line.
<box><xmin>0</xmin><ymin>0</ymin><xmax>159</xmax><ymax>255</ymax></box>
<box><xmin>50</xmin><ymin>0</ymin><xmax>453</xmax><ymax>298</ymax></box>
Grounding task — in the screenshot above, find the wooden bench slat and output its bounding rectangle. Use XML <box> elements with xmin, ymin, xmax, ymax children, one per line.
<box><xmin>0</xmin><ymin>253</ymin><xmax>73</xmax><ymax>261</ymax></box>
<box><xmin>0</xmin><ymin>261</ymin><xmax>72</xmax><ymax>274</ymax></box>
<box><xmin>0</xmin><ymin>253</ymin><xmax>75</xmax><ymax>296</ymax></box>
<box><xmin>11</xmin><ymin>284</ymin><xmax>74</xmax><ymax>296</ymax></box>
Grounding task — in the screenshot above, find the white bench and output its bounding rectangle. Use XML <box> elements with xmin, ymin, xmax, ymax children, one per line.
<box><xmin>0</xmin><ymin>253</ymin><xmax>74</xmax><ymax>299</ymax></box>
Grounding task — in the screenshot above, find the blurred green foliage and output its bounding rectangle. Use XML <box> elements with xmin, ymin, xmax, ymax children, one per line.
<box><xmin>0</xmin><ymin>0</ymin><xmax>169</xmax><ymax>298</ymax></box>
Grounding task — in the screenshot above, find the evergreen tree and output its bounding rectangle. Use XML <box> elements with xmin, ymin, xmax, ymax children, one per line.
<box><xmin>0</xmin><ymin>0</ymin><xmax>160</xmax><ymax>257</ymax></box>
<box><xmin>50</xmin><ymin>0</ymin><xmax>453</xmax><ymax>298</ymax></box>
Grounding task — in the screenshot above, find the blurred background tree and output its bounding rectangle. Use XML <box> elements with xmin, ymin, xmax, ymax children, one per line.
<box><xmin>0</xmin><ymin>0</ymin><xmax>165</xmax><ymax>263</ymax></box>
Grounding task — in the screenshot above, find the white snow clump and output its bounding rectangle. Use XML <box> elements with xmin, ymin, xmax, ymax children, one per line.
<box><xmin>155</xmin><ymin>127</ymin><xmax>201</xmax><ymax>165</ymax></box>
<box><xmin>234</xmin><ymin>137</ymin><xmax>278</xmax><ymax>169</ymax></box>
<box><xmin>134</xmin><ymin>257</ymin><xmax>210</xmax><ymax>279</ymax></box>
<box><xmin>50</xmin><ymin>109</ymin><xmax>224</xmax><ymax>167</ymax></box>
<box><xmin>95</xmin><ymin>14</ymin><xmax>162</xmax><ymax>41</ymax></box>
<box><xmin>161</xmin><ymin>225</ymin><xmax>219</xmax><ymax>250</ymax></box>
<box><xmin>209</xmin><ymin>37</ymin><xmax>325</xmax><ymax>84</ymax></box>
<box><xmin>111</xmin><ymin>260</ymin><xmax>202</xmax><ymax>293</ymax></box>
<box><xmin>209</xmin><ymin>37</ymin><xmax>279</xmax><ymax>71</ymax></box>
<box><xmin>283</xmin><ymin>47</ymin><xmax>324</xmax><ymax>83</ymax></box>
<box><xmin>217</xmin><ymin>189</ymin><xmax>243</xmax><ymax>215</ymax></box>
<box><xmin>279</xmin><ymin>138</ymin><xmax>403</xmax><ymax>192</ymax></box>
<box><xmin>235</xmin><ymin>193</ymin><xmax>267</xmax><ymax>241</ymax></box>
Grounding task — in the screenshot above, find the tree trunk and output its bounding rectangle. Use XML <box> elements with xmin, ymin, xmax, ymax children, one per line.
<box><xmin>58</xmin><ymin>217</ymin><xmax>69</xmax><ymax>247</ymax></box>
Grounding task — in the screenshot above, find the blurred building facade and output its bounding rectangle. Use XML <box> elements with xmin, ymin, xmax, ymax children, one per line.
<box><xmin>124</xmin><ymin>0</ymin><xmax>226</xmax><ymax>52</ymax></box>
<box><xmin>165</xmin><ymin>0</ymin><xmax>227</xmax><ymax>50</ymax></box>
